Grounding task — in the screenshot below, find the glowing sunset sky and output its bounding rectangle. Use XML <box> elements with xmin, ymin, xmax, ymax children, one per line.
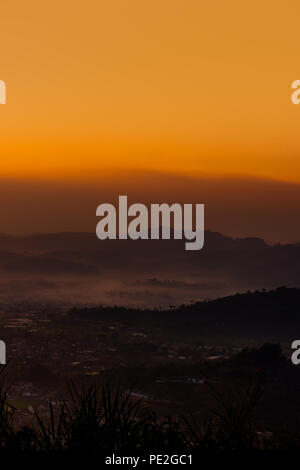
<box><xmin>0</xmin><ymin>0</ymin><xmax>300</xmax><ymax>182</ymax></box>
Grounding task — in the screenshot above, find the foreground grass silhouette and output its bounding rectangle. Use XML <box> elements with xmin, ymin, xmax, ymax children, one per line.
<box><xmin>0</xmin><ymin>366</ymin><xmax>271</xmax><ymax>453</ymax></box>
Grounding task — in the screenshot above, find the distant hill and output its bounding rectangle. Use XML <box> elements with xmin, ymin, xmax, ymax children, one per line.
<box><xmin>0</xmin><ymin>231</ymin><xmax>299</xmax><ymax>307</ymax></box>
<box><xmin>69</xmin><ymin>287</ymin><xmax>300</xmax><ymax>342</ymax></box>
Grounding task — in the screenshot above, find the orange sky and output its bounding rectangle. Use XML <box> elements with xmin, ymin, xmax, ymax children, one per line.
<box><xmin>1</xmin><ymin>0</ymin><xmax>300</xmax><ymax>182</ymax></box>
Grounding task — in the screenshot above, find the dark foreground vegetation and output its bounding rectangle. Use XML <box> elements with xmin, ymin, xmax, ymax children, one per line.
<box><xmin>0</xmin><ymin>367</ymin><xmax>298</xmax><ymax>454</ymax></box>
<box><xmin>1</xmin><ymin>288</ymin><xmax>300</xmax><ymax>457</ymax></box>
